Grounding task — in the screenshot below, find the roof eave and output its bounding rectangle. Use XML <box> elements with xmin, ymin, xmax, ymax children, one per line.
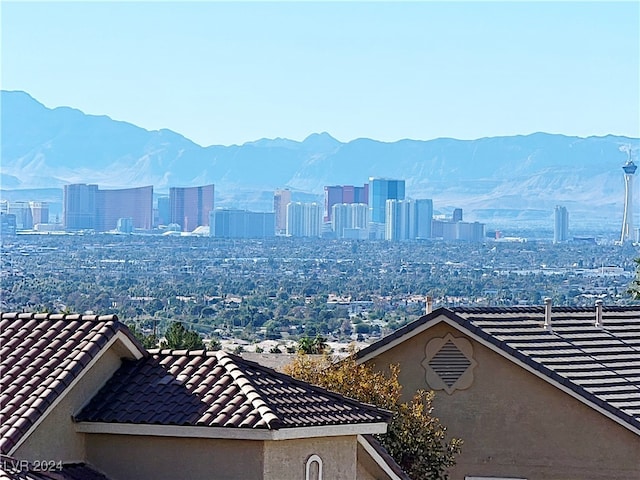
<box><xmin>74</xmin><ymin>421</ymin><xmax>389</xmax><ymax>441</ymax></box>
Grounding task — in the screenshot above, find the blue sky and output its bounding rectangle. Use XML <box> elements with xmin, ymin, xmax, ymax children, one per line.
<box><xmin>2</xmin><ymin>1</ymin><xmax>639</xmax><ymax>146</ymax></box>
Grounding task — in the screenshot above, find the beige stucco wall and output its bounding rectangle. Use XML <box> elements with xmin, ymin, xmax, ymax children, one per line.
<box><xmin>356</xmin><ymin>440</ymin><xmax>394</xmax><ymax>480</ymax></box>
<box><xmin>263</xmin><ymin>435</ymin><xmax>357</xmax><ymax>480</ymax></box>
<box><xmin>366</xmin><ymin>320</ymin><xmax>640</xmax><ymax>480</ymax></box>
<box><xmin>13</xmin><ymin>346</ymin><xmax>123</xmax><ymax>462</ymax></box>
<box><xmin>86</xmin><ymin>434</ymin><xmax>264</xmax><ymax>480</ymax></box>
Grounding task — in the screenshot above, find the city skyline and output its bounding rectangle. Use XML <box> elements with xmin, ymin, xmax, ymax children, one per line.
<box><xmin>2</xmin><ymin>2</ymin><xmax>638</xmax><ymax>146</ymax></box>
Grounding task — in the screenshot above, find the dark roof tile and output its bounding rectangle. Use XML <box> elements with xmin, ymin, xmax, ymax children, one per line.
<box><xmin>0</xmin><ymin>312</ymin><xmax>144</xmax><ymax>455</ymax></box>
<box><xmin>76</xmin><ymin>350</ymin><xmax>391</xmax><ymax>430</ymax></box>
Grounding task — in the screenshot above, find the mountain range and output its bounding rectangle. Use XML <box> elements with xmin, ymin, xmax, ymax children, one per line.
<box><xmin>1</xmin><ymin>90</ymin><xmax>639</xmax><ymax>232</ymax></box>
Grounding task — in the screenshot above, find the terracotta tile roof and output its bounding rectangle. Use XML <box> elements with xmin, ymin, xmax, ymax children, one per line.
<box><xmin>356</xmin><ymin>305</ymin><xmax>640</xmax><ymax>434</ymax></box>
<box><xmin>0</xmin><ymin>313</ymin><xmax>143</xmax><ymax>455</ymax></box>
<box><xmin>76</xmin><ymin>350</ymin><xmax>392</xmax><ymax>429</ymax></box>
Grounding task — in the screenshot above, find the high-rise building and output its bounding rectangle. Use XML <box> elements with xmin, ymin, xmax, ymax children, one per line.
<box><xmin>97</xmin><ymin>186</ymin><xmax>153</xmax><ymax>231</ymax></box>
<box><xmin>432</xmin><ymin>219</ymin><xmax>485</xmax><ymax>242</ymax></box>
<box><xmin>385</xmin><ymin>199</ymin><xmax>411</xmax><ymax>241</ymax></box>
<box><xmin>331</xmin><ymin>203</ymin><xmax>368</xmax><ymax>239</ymax></box>
<box><xmin>368</xmin><ymin>178</ymin><xmax>405</xmax><ymax>226</ymax></box>
<box><xmin>0</xmin><ymin>213</ymin><xmax>16</xmax><ymax>236</ymax></box>
<box><xmin>384</xmin><ymin>198</ymin><xmax>433</xmax><ymax>241</ymax></box>
<box><xmin>324</xmin><ymin>184</ymin><xmax>369</xmax><ymax>222</ymax></box>
<box><xmin>157</xmin><ymin>196</ymin><xmax>170</xmax><ymax>226</ymax></box>
<box><xmin>64</xmin><ymin>184</ymin><xmax>99</xmax><ymax>230</ymax></box>
<box><xmin>64</xmin><ymin>184</ymin><xmax>153</xmax><ymax>231</ymax></box>
<box><xmin>274</xmin><ymin>189</ymin><xmax>292</xmax><ymax>235</ymax></box>
<box><xmin>8</xmin><ymin>202</ymin><xmax>34</xmax><ymax>230</ymax></box>
<box><xmin>210</xmin><ymin>209</ymin><xmax>275</xmax><ymax>238</ymax></box>
<box><xmin>411</xmin><ymin>199</ymin><xmax>433</xmax><ymax>239</ymax></box>
<box><xmin>116</xmin><ymin>217</ymin><xmax>134</xmax><ymax>234</ymax></box>
<box><xmin>554</xmin><ymin>205</ymin><xmax>569</xmax><ymax>243</ymax></box>
<box><xmin>452</xmin><ymin>208</ymin><xmax>463</xmax><ymax>222</ymax></box>
<box><xmin>170</xmin><ymin>185</ymin><xmax>215</xmax><ymax>232</ymax></box>
<box><xmin>286</xmin><ymin>202</ymin><xmax>322</xmax><ymax>237</ymax></box>
<box><xmin>30</xmin><ymin>202</ymin><xmax>49</xmax><ymax>225</ymax></box>
<box><xmin>620</xmin><ymin>160</ymin><xmax>637</xmax><ymax>243</ymax></box>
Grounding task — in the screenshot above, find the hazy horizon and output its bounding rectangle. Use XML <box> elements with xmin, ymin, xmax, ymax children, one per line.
<box><xmin>2</xmin><ymin>1</ymin><xmax>638</xmax><ymax>146</ymax></box>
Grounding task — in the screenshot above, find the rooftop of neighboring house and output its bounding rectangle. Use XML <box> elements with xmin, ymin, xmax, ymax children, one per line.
<box><xmin>356</xmin><ymin>304</ymin><xmax>640</xmax><ymax>435</ymax></box>
<box><xmin>1</xmin><ymin>312</ymin><xmax>391</xmax><ymax>459</ymax></box>
<box><xmin>0</xmin><ymin>313</ymin><xmax>143</xmax><ymax>455</ymax></box>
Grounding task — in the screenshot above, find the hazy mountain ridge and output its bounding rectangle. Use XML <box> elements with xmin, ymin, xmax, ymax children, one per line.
<box><xmin>1</xmin><ymin>90</ymin><xmax>638</xmax><ymax>229</ymax></box>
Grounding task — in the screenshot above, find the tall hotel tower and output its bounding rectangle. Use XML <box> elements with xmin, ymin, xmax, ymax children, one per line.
<box><xmin>286</xmin><ymin>202</ymin><xmax>322</xmax><ymax>237</ymax></box>
<box><xmin>97</xmin><ymin>186</ymin><xmax>153</xmax><ymax>231</ymax></box>
<box><xmin>554</xmin><ymin>205</ymin><xmax>569</xmax><ymax>243</ymax></box>
<box><xmin>170</xmin><ymin>185</ymin><xmax>215</xmax><ymax>232</ymax></box>
<box><xmin>63</xmin><ymin>184</ymin><xmax>99</xmax><ymax>230</ymax></box>
<box><xmin>369</xmin><ymin>178</ymin><xmax>405</xmax><ymax>238</ymax></box>
<box><xmin>620</xmin><ymin>160</ymin><xmax>637</xmax><ymax>243</ymax></box>
<box><xmin>324</xmin><ymin>184</ymin><xmax>368</xmax><ymax>222</ymax></box>
<box><xmin>274</xmin><ymin>189</ymin><xmax>292</xmax><ymax>235</ymax></box>
<box><xmin>63</xmin><ymin>184</ymin><xmax>153</xmax><ymax>231</ymax></box>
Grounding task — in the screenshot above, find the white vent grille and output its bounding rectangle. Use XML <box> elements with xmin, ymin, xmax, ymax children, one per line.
<box><xmin>428</xmin><ymin>340</ymin><xmax>472</xmax><ymax>387</ymax></box>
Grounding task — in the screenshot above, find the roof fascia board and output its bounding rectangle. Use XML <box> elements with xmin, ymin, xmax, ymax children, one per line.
<box><xmin>357</xmin><ymin>312</ymin><xmax>640</xmax><ymax>437</ymax></box>
<box><xmin>357</xmin><ymin>435</ymin><xmax>404</xmax><ymax>480</ymax></box>
<box><xmin>75</xmin><ymin>422</ymin><xmax>388</xmax><ymax>440</ymax></box>
<box><xmin>9</xmin><ymin>331</ymin><xmax>145</xmax><ymax>455</ymax></box>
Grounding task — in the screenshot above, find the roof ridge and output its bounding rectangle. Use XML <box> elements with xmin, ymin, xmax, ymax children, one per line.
<box><xmin>235</xmin><ymin>353</ymin><xmax>394</xmax><ymax>419</ymax></box>
<box><xmin>214</xmin><ymin>351</ymin><xmax>282</xmax><ymax>429</ymax></box>
<box><xmin>1</xmin><ymin>312</ymin><xmax>120</xmax><ymax>321</ymax></box>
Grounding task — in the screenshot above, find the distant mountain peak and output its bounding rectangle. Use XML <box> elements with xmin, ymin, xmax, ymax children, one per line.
<box><xmin>303</xmin><ymin>131</ymin><xmax>341</xmax><ymax>143</ymax></box>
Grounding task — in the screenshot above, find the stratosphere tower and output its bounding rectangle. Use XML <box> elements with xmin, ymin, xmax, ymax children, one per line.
<box><xmin>620</xmin><ymin>159</ymin><xmax>637</xmax><ymax>243</ymax></box>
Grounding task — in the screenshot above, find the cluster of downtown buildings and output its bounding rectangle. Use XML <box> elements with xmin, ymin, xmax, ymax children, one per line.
<box><xmin>1</xmin><ymin>178</ymin><xmax>486</xmax><ymax>242</ymax></box>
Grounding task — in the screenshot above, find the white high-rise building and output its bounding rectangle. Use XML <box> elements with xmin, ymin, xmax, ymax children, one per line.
<box><xmin>286</xmin><ymin>202</ymin><xmax>322</xmax><ymax>237</ymax></box>
<box><xmin>332</xmin><ymin>203</ymin><xmax>368</xmax><ymax>239</ymax></box>
<box><xmin>385</xmin><ymin>199</ymin><xmax>433</xmax><ymax>241</ymax></box>
<box><xmin>620</xmin><ymin>160</ymin><xmax>637</xmax><ymax>243</ymax></box>
<box><xmin>554</xmin><ymin>205</ymin><xmax>569</xmax><ymax>243</ymax></box>
<box><xmin>385</xmin><ymin>199</ymin><xmax>411</xmax><ymax>241</ymax></box>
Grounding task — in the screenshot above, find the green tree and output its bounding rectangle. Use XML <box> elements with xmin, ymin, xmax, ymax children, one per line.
<box><xmin>126</xmin><ymin>323</ymin><xmax>159</xmax><ymax>349</ymax></box>
<box><xmin>296</xmin><ymin>335</ymin><xmax>328</xmax><ymax>354</ymax></box>
<box><xmin>284</xmin><ymin>353</ymin><xmax>461</xmax><ymax>480</ymax></box>
<box><xmin>161</xmin><ymin>322</ymin><xmax>205</xmax><ymax>350</ymax></box>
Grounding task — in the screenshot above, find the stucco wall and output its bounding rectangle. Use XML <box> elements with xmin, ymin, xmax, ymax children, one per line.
<box><xmin>14</xmin><ymin>347</ymin><xmax>123</xmax><ymax>462</ymax></box>
<box><xmin>86</xmin><ymin>434</ymin><xmax>264</xmax><ymax>480</ymax></box>
<box><xmin>367</xmin><ymin>320</ymin><xmax>640</xmax><ymax>480</ymax></box>
<box><xmin>356</xmin><ymin>441</ymin><xmax>394</xmax><ymax>480</ymax></box>
<box><xmin>263</xmin><ymin>436</ymin><xmax>357</xmax><ymax>480</ymax></box>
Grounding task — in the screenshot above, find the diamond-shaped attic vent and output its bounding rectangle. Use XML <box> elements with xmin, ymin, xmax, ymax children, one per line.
<box><xmin>428</xmin><ymin>340</ymin><xmax>472</xmax><ymax>387</ymax></box>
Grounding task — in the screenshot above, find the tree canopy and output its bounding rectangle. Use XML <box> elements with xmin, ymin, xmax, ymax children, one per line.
<box><xmin>161</xmin><ymin>321</ymin><xmax>205</xmax><ymax>350</ymax></box>
<box><xmin>284</xmin><ymin>353</ymin><xmax>462</xmax><ymax>480</ymax></box>
<box><xmin>296</xmin><ymin>335</ymin><xmax>328</xmax><ymax>354</ymax></box>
